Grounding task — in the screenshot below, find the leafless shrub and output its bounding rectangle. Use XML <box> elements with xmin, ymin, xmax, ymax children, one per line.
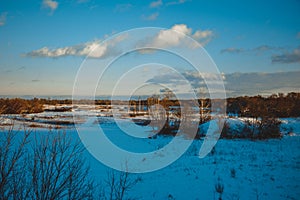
<box><xmin>242</xmin><ymin>117</ymin><xmax>282</xmax><ymax>139</ymax></box>
<box><xmin>1</xmin><ymin>125</ymin><xmax>97</xmax><ymax>200</ymax></box>
<box><xmin>0</xmin><ymin>126</ymin><xmax>31</xmax><ymax>199</ymax></box>
<box><xmin>105</xmin><ymin>169</ymin><xmax>141</xmax><ymax>200</ymax></box>
<box><xmin>215</xmin><ymin>179</ymin><xmax>224</xmax><ymax>200</ymax></box>
<box><xmin>29</xmin><ymin>132</ymin><xmax>95</xmax><ymax>200</ymax></box>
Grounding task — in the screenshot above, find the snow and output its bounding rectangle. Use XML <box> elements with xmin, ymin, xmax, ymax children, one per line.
<box><xmin>280</xmin><ymin>118</ymin><xmax>300</xmax><ymax>135</ymax></box>
<box><xmin>87</xmin><ymin>117</ymin><xmax>300</xmax><ymax>200</ymax></box>
<box><xmin>1</xmin><ymin>109</ymin><xmax>300</xmax><ymax>199</ymax></box>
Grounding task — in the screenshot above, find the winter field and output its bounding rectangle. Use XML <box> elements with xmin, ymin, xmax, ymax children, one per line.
<box><xmin>1</xmin><ymin>105</ymin><xmax>300</xmax><ymax>200</ymax></box>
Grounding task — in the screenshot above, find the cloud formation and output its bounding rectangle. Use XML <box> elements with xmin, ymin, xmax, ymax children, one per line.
<box><xmin>166</xmin><ymin>0</ymin><xmax>187</xmax><ymax>6</ymax></box>
<box><xmin>147</xmin><ymin>70</ymin><xmax>300</xmax><ymax>97</ymax></box>
<box><xmin>26</xmin><ymin>24</ymin><xmax>212</xmax><ymax>58</ymax></box>
<box><xmin>220</xmin><ymin>47</ymin><xmax>244</xmax><ymax>54</ymax></box>
<box><xmin>150</xmin><ymin>24</ymin><xmax>213</xmax><ymax>48</ymax></box>
<box><xmin>149</xmin><ymin>0</ymin><xmax>187</xmax><ymax>8</ymax></box>
<box><xmin>225</xmin><ymin>71</ymin><xmax>300</xmax><ymax>96</ymax></box>
<box><xmin>253</xmin><ymin>45</ymin><xmax>282</xmax><ymax>52</ymax></box>
<box><xmin>221</xmin><ymin>45</ymin><xmax>300</xmax><ymax>64</ymax></box>
<box><xmin>272</xmin><ymin>47</ymin><xmax>300</xmax><ymax>64</ymax></box>
<box><xmin>221</xmin><ymin>45</ymin><xmax>283</xmax><ymax>54</ymax></box>
<box><xmin>143</xmin><ymin>12</ymin><xmax>159</xmax><ymax>20</ymax></box>
<box><xmin>149</xmin><ymin>0</ymin><xmax>163</xmax><ymax>8</ymax></box>
<box><xmin>42</xmin><ymin>0</ymin><xmax>58</xmax><ymax>12</ymax></box>
<box><xmin>0</xmin><ymin>12</ymin><xmax>7</xmax><ymax>26</ymax></box>
<box><xmin>25</xmin><ymin>35</ymin><xmax>127</xmax><ymax>58</ymax></box>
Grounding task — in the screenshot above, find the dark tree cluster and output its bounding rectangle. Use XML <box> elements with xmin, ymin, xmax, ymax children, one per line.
<box><xmin>220</xmin><ymin>118</ymin><xmax>282</xmax><ymax>140</ymax></box>
<box><xmin>227</xmin><ymin>92</ymin><xmax>300</xmax><ymax>118</ymax></box>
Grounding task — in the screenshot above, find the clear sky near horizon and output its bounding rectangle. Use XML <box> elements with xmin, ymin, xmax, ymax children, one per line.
<box><xmin>0</xmin><ymin>0</ymin><xmax>299</xmax><ymax>96</ymax></box>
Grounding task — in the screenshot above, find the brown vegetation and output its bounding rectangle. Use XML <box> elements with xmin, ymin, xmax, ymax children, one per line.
<box><xmin>227</xmin><ymin>92</ymin><xmax>300</xmax><ymax>118</ymax></box>
<box><xmin>0</xmin><ymin>98</ymin><xmax>43</xmax><ymax>114</ymax></box>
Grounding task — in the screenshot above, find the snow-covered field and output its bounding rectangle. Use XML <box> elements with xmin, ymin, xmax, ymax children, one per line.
<box><xmin>1</xmin><ymin>107</ymin><xmax>299</xmax><ymax>200</ymax></box>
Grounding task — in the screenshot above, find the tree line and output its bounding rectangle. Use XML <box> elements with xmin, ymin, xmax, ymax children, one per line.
<box><xmin>1</xmin><ymin>92</ymin><xmax>300</xmax><ymax>118</ymax></box>
<box><xmin>227</xmin><ymin>92</ymin><xmax>300</xmax><ymax>118</ymax></box>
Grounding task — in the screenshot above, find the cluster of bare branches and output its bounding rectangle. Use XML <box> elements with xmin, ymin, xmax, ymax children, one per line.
<box><xmin>0</xmin><ymin>126</ymin><xmax>141</xmax><ymax>200</ymax></box>
<box><xmin>0</xmin><ymin>126</ymin><xmax>31</xmax><ymax>199</ymax></box>
<box><xmin>30</xmin><ymin>132</ymin><xmax>95</xmax><ymax>200</ymax></box>
<box><xmin>104</xmin><ymin>169</ymin><xmax>141</xmax><ymax>200</ymax></box>
<box><xmin>0</xmin><ymin>127</ymin><xmax>96</xmax><ymax>200</ymax></box>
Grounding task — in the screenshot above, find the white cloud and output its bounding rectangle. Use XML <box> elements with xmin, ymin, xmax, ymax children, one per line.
<box><xmin>25</xmin><ymin>34</ymin><xmax>128</xmax><ymax>58</ymax></box>
<box><xmin>171</xmin><ymin>24</ymin><xmax>192</xmax><ymax>35</ymax></box>
<box><xmin>143</xmin><ymin>12</ymin><xmax>159</xmax><ymax>21</ymax></box>
<box><xmin>42</xmin><ymin>0</ymin><xmax>58</xmax><ymax>12</ymax></box>
<box><xmin>25</xmin><ymin>25</ymin><xmax>213</xmax><ymax>58</ymax></box>
<box><xmin>166</xmin><ymin>0</ymin><xmax>187</xmax><ymax>6</ymax></box>
<box><xmin>193</xmin><ymin>30</ymin><xmax>210</xmax><ymax>39</ymax></box>
<box><xmin>0</xmin><ymin>12</ymin><xmax>7</xmax><ymax>26</ymax></box>
<box><xmin>150</xmin><ymin>24</ymin><xmax>213</xmax><ymax>48</ymax></box>
<box><xmin>150</xmin><ymin>0</ymin><xmax>163</xmax><ymax>8</ymax></box>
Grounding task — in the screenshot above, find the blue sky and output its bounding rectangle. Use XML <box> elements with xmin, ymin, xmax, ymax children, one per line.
<box><xmin>0</xmin><ymin>0</ymin><xmax>299</xmax><ymax>96</ymax></box>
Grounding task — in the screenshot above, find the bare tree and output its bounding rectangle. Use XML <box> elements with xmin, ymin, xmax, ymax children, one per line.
<box><xmin>1</xmin><ymin>124</ymin><xmax>143</xmax><ymax>200</ymax></box>
<box><xmin>105</xmin><ymin>169</ymin><xmax>141</xmax><ymax>200</ymax></box>
<box><xmin>1</xmin><ymin>125</ymin><xmax>97</xmax><ymax>200</ymax></box>
<box><xmin>0</xmin><ymin>125</ymin><xmax>31</xmax><ymax>200</ymax></box>
<box><xmin>29</xmin><ymin>132</ymin><xmax>95</xmax><ymax>200</ymax></box>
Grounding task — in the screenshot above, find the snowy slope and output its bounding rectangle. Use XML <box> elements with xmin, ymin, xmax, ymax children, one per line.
<box><xmin>1</xmin><ymin>111</ymin><xmax>299</xmax><ymax>199</ymax></box>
